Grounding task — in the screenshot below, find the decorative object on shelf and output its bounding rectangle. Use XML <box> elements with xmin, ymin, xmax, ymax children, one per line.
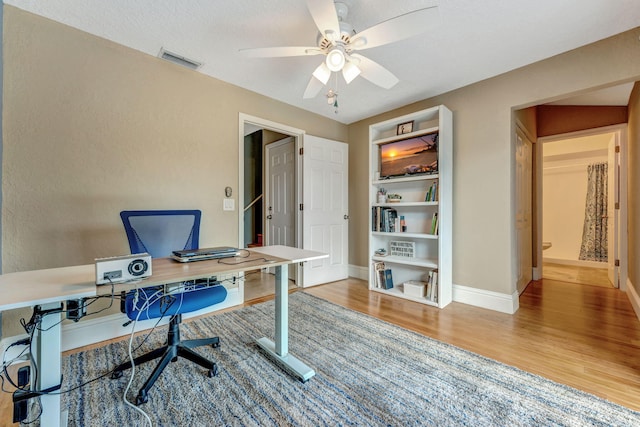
<box><xmin>403</xmin><ymin>280</ymin><xmax>427</xmax><ymax>298</ymax></box>
<box><xmin>379</xmin><ymin>132</ymin><xmax>438</xmax><ymax>179</ymax></box>
<box><xmin>390</xmin><ymin>241</ymin><xmax>415</xmax><ymax>258</ymax></box>
<box><xmin>377</xmin><ymin>188</ymin><xmax>387</xmax><ymax>203</ymax></box>
<box><xmin>386</xmin><ymin>193</ymin><xmax>402</xmax><ymax>202</ymax></box>
<box><xmin>397</xmin><ymin>120</ymin><xmax>414</xmax><ymax>135</ymax></box>
<box><xmin>374</xmin><ymin>248</ymin><xmax>387</xmax><ymax>256</ymax></box>
<box><xmin>400</xmin><ymin>216</ymin><xmax>407</xmax><ymax>232</ymax></box>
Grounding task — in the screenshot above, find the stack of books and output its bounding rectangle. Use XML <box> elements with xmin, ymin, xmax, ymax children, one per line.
<box><xmin>426</xmin><ymin>269</ymin><xmax>438</xmax><ymax>302</ymax></box>
<box><xmin>372</xmin><ymin>207</ymin><xmax>398</xmax><ymax>232</ymax></box>
<box><xmin>372</xmin><ymin>261</ymin><xmax>393</xmax><ymax>290</ymax></box>
<box><xmin>425</xmin><ymin>181</ymin><xmax>438</xmax><ymax>202</ymax></box>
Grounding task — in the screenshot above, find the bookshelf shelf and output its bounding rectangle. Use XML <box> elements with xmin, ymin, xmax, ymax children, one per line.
<box><xmin>371</xmin><ymin>255</ymin><xmax>438</xmax><ymax>269</ymax></box>
<box><xmin>372</xmin><ymin>174</ymin><xmax>439</xmax><ymax>185</ymax></box>
<box><xmin>371</xmin><ymin>286</ymin><xmax>439</xmax><ymax>307</ymax></box>
<box><xmin>368</xmin><ymin>105</ymin><xmax>453</xmax><ymax>308</ymax></box>
<box><xmin>373</xmin><ymin>201</ymin><xmax>438</xmax><ymax>208</ymax></box>
<box><xmin>371</xmin><ymin>231</ymin><xmax>437</xmax><ymax>239</ymax></box>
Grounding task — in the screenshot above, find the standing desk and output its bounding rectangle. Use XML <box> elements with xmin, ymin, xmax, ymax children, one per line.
<box><xmin>0</xmin><ymin>245</ymin><xmax>327</xmax><ymax>427</ymax></box>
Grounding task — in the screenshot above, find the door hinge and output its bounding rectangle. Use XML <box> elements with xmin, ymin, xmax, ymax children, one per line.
<box><xmin>299</xmin><ymin>203</ymin><xmax>304</xmax><ymax>211</ymax></box>
<box><xmin>299</xmin><ymin>262</ymin><xmax>304</xmax><ymax>267</ymax></box>
<box><xmin>615</xmin><ymin>259</ymin><xmax>620</xmax><ymax>267</ymax></box>
<box><xmin>299</xmin><ymin>147</ymin><xmax>304</xmax><ymax>155</ymax></box>
<box><xmin>615</xmin><ymin>202</ymin><xmax>620</xmax><ymax>210</ymax></box>
<box><xmin>615</xmin><ymin>145</ymin><xmax>620</xmax><ymax>153</ymax></box>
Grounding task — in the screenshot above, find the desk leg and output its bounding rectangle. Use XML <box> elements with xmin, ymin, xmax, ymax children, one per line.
<box><xmin>34</xmin><ymin>303</ymin><xmax>68</xmax><ymax>427</ymax></box>
<box><xmin>256</xmin><ymin>264</ymin><xmax>315</xmax><ymax>382</ymax></box>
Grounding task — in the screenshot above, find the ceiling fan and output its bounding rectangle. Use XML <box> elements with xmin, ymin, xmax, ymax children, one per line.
<box><xmin>240</xmin><ymin>0</ymin><xmax>438</xmax><ymax>99</ymax></box>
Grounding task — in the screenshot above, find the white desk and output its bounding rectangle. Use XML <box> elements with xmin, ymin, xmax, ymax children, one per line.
<box><xmin>0</xmin><ymin>245</ymin><xmax>327</xmax><ymax>427</ymax></box>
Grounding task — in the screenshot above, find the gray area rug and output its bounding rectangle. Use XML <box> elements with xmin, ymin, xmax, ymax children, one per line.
<box><xmin>61</xmin><ymin>292</ymin><xmax>639</xmax><ymax>426</ymax></box>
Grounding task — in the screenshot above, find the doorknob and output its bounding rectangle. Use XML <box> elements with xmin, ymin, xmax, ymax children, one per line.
<box><xmin>267</xmin><ymin>214</ymin><xmax>273</xmax><ymax>220</ymax></box>
<box><xmin>344</xmin><ymin>214</ymin><xmax>349</xmax><ymax>220</ymax></box>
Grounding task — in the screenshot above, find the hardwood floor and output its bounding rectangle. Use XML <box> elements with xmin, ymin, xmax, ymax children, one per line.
<box><xmin>543</xmin><ymin>262</ymin><xmax>613</xmax><ymax>288</ymax></box>
<box><xmin>2</xmin><ymin>276</ymin><xmax>640</xmax><ymax>425</ymax></box>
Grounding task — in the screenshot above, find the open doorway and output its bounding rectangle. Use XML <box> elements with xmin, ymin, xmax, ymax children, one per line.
<box><xmin>539</xmin><ymin>130</ymin><xmax>622</xmax><ymax>288</ymax></box>
<box><xmin>239</xmin><ymin>114</ymin><xmax>304</xmax><ymax>301</ymax></box>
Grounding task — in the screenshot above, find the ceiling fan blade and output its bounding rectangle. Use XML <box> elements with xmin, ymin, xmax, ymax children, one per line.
<box><xmin>350</xmin><ymin>7</ymin><xmax>438</xmax><ymax>51</ymax></box>
<box><xmin>303</xmin><ymin>75</ymin><xmax>325</xmax><ymax>99</ymax></box>
<box><xmin>239</xmin><ymin>46</ymin><xmax>322</xmax><ymax>58</ymax></box>
<box><xmin>306</xmin><ymin>0</ymin><xmax>340</xmax><ymax>41</ymax></box>
<box><xmin>351</xmin><ymin>54</ymin><xmax>399</xmax><ymax>89</ymax></box>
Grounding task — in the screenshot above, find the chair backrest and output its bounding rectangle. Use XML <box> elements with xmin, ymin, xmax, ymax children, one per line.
<box><xmin>120</xmin><ymin>210</ymin><xmax>201</xmax><ymax>258</ymax></box>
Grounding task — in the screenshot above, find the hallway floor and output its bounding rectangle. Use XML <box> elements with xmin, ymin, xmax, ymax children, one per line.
<box><xmin>542</xmin><ymin>262</ymin><xmax>613</xmax><ymax>288</ymax></box>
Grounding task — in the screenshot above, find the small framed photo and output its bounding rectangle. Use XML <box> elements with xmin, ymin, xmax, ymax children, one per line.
<box><xmin>396</xmin><ymin>121</ymin><xmax>414</xmax><ymax>135</ymax></box>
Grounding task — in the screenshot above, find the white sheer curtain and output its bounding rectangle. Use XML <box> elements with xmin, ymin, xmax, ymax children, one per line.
<box><xmin>579</xmin><ymin>162</ymin><xmax>607</xmax><ymax>262</ymax></box>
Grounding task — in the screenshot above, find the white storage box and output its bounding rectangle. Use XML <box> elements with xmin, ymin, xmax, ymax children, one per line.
<box><xmin>403</xmin><ymin>280</ymin><xmax>427</xmax><ymax>298</ymax></box>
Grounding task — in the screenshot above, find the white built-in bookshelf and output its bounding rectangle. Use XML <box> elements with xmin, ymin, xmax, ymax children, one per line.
<box><xmin>368</xmin><ymin>105</ymin><xmax>452</xmax><ymax>308</ymax></box>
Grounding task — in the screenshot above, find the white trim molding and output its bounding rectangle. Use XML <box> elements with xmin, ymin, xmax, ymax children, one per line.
<box><xmin>453</xmin><ymin>284</ymin><xmax>520</xmax><ymax>314</ymax></box>
<box><xmin>348</xmin><ymin>264</ymin><xmax>368</xmax><ymax>281</ymax></box>
<box><xmin>626</xmin><ymin>277</ymin><xmax>640</xmax><ymax>322</ymax></box>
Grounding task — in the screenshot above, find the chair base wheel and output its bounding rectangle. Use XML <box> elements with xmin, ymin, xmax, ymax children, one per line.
<box><xmin>212</xmin><ymin>340</ymin><xmax>220</xmax><ymax>349</ymax></box>
<box><xmin>111</xmin><ymin>370</ymin><xmax>123</xmax><ymax>379</ymax></box>
<box><xmin>136</xmin><ymin>392</ymin><xmax>148</xmax><ymax>406</ymax></box>
<box><xmin>208</xmin><ymin>365</ymin><xmax>219</xmax><ymax>378</ymax></box>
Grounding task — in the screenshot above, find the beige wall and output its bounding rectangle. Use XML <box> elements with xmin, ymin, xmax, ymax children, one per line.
<box><xmin>629</xmin><ymin>82</ymin><xmax>639</xmax><ymax>294</ymax></box>
<box><xmin>1</xmin><ymin>7</ymin><xmax>347</xmax><ymax>336</ymax></box>
<box><xmin>348</xmin><ymin>27</ymin><xmax>640</xmax><ymax>296</ymax></box>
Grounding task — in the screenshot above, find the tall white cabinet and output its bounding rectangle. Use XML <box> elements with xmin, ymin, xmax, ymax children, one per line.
<box><xmin>368</xmin><ymin>105</ymin><xmax>452</xmax><ymax>308</ymax></box>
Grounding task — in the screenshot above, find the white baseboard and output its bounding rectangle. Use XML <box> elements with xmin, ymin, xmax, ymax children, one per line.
<box><xmin>452</xmin><ymin>284</ymin><xmax>520</xmax><ymax>314</ymax></box>
<box><xmin>626</xmin><ymin>277</ymin><xmax>640</xmax><ymax>322</ymax></box>
<box><xmin>348</xmin><ymin>264</ymin><xmax>368</xmax><ymax>281</ymax></box>
<box><xmin>1</xmin><ymin>288</ymin><xmax>241</xmax><ymax>358</ymax></box>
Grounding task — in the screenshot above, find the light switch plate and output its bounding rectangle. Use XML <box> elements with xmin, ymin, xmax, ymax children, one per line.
<box><xmin>223</xmin><ymin>198</ymin><xmax>235</xmax><ymax>211</ymax></box>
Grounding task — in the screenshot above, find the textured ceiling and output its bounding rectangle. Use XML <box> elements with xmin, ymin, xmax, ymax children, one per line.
<box><xmin>7</xmin><ymin>0</ymin><xmax>640</xmax><ymax>124</ymax></box>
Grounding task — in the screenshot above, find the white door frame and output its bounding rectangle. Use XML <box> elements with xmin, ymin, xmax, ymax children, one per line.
<box><xmin>238</xmin><ymin>113</ymin><xmax>305</xmax><ymax>264</ymax></box>
<box><xmin>536</xmin><ymin>124</ymin><xmax>628</xmax><ymax>290</ymax></box>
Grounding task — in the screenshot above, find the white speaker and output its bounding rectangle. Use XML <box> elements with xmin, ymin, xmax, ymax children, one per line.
<box><xmin>95</xmin><ymin>253</ymin><xmax>152</xmax><ymax>285</ymax></box>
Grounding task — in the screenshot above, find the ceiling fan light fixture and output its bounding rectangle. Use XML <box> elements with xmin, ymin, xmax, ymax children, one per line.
<box><xmin>342</xmin><ymin>61</ymin><xmax>361</xmax><ymax>84</ymax></box>
<box><xmin>351</xmin><ymin>36</ymin><xmax>367</xmax><ymax>49</ymax></box>
<box><xmin>312</xmin><ymin>63</ymin><xmax>332</xmax><ymax>85</ymax></box>
<box><xmin>326</xmin><ymin>46</ymin><xmax>346</xmax><ymax>71</ymax></box>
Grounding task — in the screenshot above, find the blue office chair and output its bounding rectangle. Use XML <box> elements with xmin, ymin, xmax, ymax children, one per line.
<box><xmin>111</xmin><ymin>210</ymin><xmax>227</xmax><ymax>405</ymax></box>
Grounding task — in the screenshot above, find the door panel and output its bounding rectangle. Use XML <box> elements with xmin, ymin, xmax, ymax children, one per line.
<box><xmin>516</xmin><ymin>128</ymin><xmax>533</xmax><ymax>294</ymax></box>
<box><xmin>302</xmin><ymin>135</ymin><xmax>348</xmax><ymax>286</ymax></box>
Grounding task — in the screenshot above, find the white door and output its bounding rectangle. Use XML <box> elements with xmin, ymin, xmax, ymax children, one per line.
<box><xmin>301</xmin><ymin>135</ymin><xmax>349</xmax><ymax>287</ymax></box>
<box><xmin>607</xmin><ymin>133</ymin><xmax>620</xmax><ymax>288</ymax></box>
<box><xmin>515</xmin><ymin>128</ymin><xmax>533</xmax><ymax>294</ymax></box>
<box><xmin>265</xmin><ymin>137</ymin><xmax>296</xmax><ymax>249</ymax></box>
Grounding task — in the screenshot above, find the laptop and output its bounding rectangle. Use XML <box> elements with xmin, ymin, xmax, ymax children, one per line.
<box><xmin>171</xmin><ymin>246</ymin><xmax>240</xmax><ymax>262</ymax></box>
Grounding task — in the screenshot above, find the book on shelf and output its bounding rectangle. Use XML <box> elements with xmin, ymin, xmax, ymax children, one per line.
<box><xmin>426</xmin><ymin>269</ymin><xmax>438</xmax><ymax>302</ymax></box>
<box><xmin>371</xmin><ymin>207</ymin><xmax>398</xmax><ymax>233</ymax></box>
<box><xmin>430</xmin><ymin>212</ymin><xmax>439</xmax><ymax>235</ymax></box>
<box><xmin>383</xmin><ymin>269</ymin><xmax>394</xmax><ymax>290</ymax></box>
<box><xmin>373</xmin><ymin>261</ymin><xmax>386</xmax><ymax>288</ymax></box>
<box><xmin>425</xmin><ymin>181</ymin><xmax>438</xmax><ymax>202</ymax></box>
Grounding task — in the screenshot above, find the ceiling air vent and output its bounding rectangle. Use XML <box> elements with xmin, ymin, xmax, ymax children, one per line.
<box><xmin>158</xmin><ymin>48</ymin><xmax>202</xmax><ymax>70</ymax></box>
